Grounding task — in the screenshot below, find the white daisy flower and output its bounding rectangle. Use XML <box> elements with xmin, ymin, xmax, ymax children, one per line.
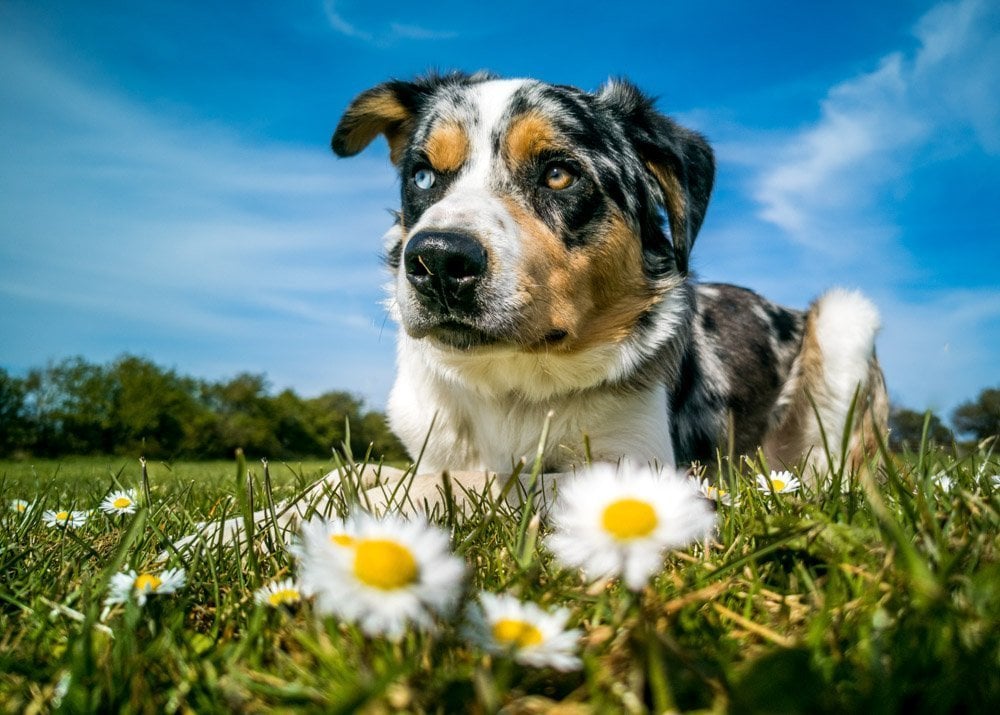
<box><xmin>99</xmin><ymin>489</ymin><xmax>139</xmax><ymax>515</ymax></box>
<box><xmin>10</xmin><ymin>499</ymin><xmax>30</xmax><ymax>514</ymax></box>
<box><xmin>255</xmin><ymin>578</ymin><xmax>303</xmax><ymax>608</ymax></box>
<box><xmin>105</xmin><ymin>567</ymin><xmax>186</xmax><ymax>607</ymax></box>
<box><xmin>297</xmin><ymin>511</ymin><xmax>465</xmax><ymax>638</ymax></box>
<box><xmin>755</xmin><ymin>470</ymin><xmax>801</xmax><ymax>494</ymax></box>
<box><xmin>546</xmin><ymin>461</ymin><xmax>716</xmax><ymax>591</ymax></box>
<box><xmin>933</xmin><ymin>472</ymin><xmax>954</xmax><ymax>493</ymax></box>
<box><xmin>465</xmin><ymin>592</ymin><xmax>582</xmax><ymax>671</ymax></box>
<box><xmin>697</xmin><ymin>478</ymin><xmax>734</xmax><ymax>506</ymax></box>
<box><xmin>991</xmin><ymin>475</ymin><xmax>1000</xmax><ymax>489</ymax></box>
<box><xmin>42</xmin><ymin>509</ymin><xmax>89</xmax><ymax>529</ymax></box>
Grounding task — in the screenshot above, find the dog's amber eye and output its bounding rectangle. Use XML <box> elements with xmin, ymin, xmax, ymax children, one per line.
<box><xmin>413</xmin><ymin>167</ymin><xmax>436</xmax><ymax>190</ymax></box>
<box><xmin>543</xmin><ymin>163</ymin><xmax>576</xmax><ymax>191</ymax></box>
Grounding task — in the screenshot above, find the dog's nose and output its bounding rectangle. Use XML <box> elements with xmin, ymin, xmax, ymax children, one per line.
<box><xmin>404</xmin><ymin>231</ymin><xmax>488</xmax><ymax>312</ymax></box>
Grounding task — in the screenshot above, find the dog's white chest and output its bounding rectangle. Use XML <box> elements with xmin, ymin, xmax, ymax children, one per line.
<box><xmin>388</xmin><ymin>342</ymin><xmax>676</xmax><ymax>473</ymax></box>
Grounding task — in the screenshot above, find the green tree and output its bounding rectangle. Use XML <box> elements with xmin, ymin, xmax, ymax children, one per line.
<box><xmin>952</xmin><ymin>387</ymin><xmax>1000</xmax><ymax>442</ymax></box>
<box><xmin>202</xmin><ymin>373</ymin><xmax>283</xmax><ymax>458</ymax></box>
<box><xmin>0</xmin><ymin>369</ymin><xmax>29</xmax><ymax>455</ymax></box>
<box><xmin>3</xmin><ymin>354</ymin><xmax>406</xmax><ymax>461</ymax></box>
<box><xmin>889</xmin><ymin>406</ymin><xmax>954</xmax><ymax>452</ymax></box>
<box><xmin>22</xmin><ymin>358</ymin><xmax>117</xmax><ymax>455</ymax></box>
<box><xmin>109</xmin><ymin>355</ymin><xmax>203</xmax><ymax>457</ymax></box>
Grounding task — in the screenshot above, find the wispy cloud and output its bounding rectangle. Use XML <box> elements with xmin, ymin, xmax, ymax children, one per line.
<box><xmin>0</xmin><ymin>32</ymin><xmax>400</xmax><ymax>402</ymax></box>
<box><xmin>323</xmin><ymin>1</ymin><xmax>456</xmax><ymax>45</ymax></box>
<box><xmin>751</xmin><ymin>0</ymin><xmax>999</xmax><ymax>250</ymax></box>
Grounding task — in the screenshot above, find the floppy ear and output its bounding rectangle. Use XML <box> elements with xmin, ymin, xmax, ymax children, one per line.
<box><xmin>332</xmin><ymin>72</ymin><xmax>496</xmax><ymax>164</ymax></box>
<box><xmin>331</xmin><ymin>81</ymin><xmax>425</xmax><ymax>163</ymax></box>
<box><xmin>598</xmin><ymin>80</ymin><xmax>714</xmax><ymax>274</ymax></box>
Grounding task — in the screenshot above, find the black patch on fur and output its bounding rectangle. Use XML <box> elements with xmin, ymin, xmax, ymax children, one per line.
<box><xmin>671</xmin><ymin>284</ymin><xmax>805</xmax><ymax>463</ymax></box>
<box><xmin>767</xmin><ymin>304</ymin><xmax>798</xmax><ymax>343</ymax></box>
<box><xmin>701</xmin><ymin>309</ymin><xmax>717</xmax><ymax>334</ymax></box>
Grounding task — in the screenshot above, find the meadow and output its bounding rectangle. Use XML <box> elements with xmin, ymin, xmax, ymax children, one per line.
<box><xmin>1</xmin><ymin>434</ymin><xmax>998</xmax><ymax>714</ymax></box>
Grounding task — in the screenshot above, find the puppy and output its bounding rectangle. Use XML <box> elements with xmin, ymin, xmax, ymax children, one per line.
<box><xmin>331</xmin><ymin>72</ymin><xmax>887</xmax><ymax>485</ymax></box>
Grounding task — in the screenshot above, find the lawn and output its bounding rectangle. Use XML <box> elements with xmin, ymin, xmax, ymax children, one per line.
<box><xmin>1</xmin><ymin>439</ymin><xmax>998</xmax><ymax>713</ymax></box>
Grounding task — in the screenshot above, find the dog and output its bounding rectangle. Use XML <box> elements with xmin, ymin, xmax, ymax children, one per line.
<box><xmin>171</xmin><ymin>72</ymin><xmax>888</xmax><ymax>552</ymax></box>
<box><xmin>331</xmin><ymin>72</ymin><xmax>887</xmax><ymax>483</ymax></box>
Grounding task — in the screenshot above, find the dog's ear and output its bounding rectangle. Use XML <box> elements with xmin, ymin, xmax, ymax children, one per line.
<box><xmin>598</xmin><ymin>80</ymin><xmax>714</xmax><ymax>274</ymax></box>
<box><xmin>332</xmin><ymin>72</ymin><xmax>495</xmax><ymax>165</ymax></box>
<box><xmin>331</xmin><ymin>81</ymin><xmax>426</xmax><ymax>163</ymax></box>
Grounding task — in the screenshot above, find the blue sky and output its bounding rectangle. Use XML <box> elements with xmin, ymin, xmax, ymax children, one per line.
<box><xmin>1</xmin><ymin>0</ymin><xmax>998</xmax><ymax>418</ymax></box>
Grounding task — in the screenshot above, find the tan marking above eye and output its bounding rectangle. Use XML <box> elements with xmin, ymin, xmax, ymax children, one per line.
<box><xmin>544</xmin><ymin>164</ymin><xmax>576</xmax><ymax>191</ymax></box>
<box><xmin>506</xmin><ymin>111</ymin><xmax>559</xmax><ymax>165</ymax></box>
<box><xmin>424</xmin><ymin>122</ymin><xmax>469</xmax><ymax>172</ymax></box>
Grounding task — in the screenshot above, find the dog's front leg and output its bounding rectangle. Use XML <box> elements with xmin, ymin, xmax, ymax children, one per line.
<box><xmin>163</xmin><ymin>463</ymin><xmax>408</xmax><ymax>556</ymax></box>
<box><xmin>356</xmin><ymin>468</ymin><xmax>570</xmax><ymax>518</ymax></box>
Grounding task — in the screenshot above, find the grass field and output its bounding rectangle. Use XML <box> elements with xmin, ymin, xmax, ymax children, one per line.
<box><xmin>1</xmin><ymin>438</ymin><xmax>998</xmax><ymax>714</ymax></box>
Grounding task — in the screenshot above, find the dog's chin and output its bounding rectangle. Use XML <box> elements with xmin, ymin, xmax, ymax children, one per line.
<box><xmin>422</xmin><ymin>320</ymin><xmax>503</xmax><ymax>350</ymax></box>
<box><xmin>404</xmin><ymin>317</ymin><xmax>569</xmax><ymax>353</ymax></box>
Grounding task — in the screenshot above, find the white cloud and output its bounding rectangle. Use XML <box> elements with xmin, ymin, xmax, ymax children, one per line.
<box><xmin>752</xmin><ymin>0</ymin><xmax>998</xmax><ymax>250</ymax></box>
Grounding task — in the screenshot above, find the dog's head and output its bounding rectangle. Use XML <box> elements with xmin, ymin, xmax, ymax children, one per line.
<box><xmin>332</xmin><ymin>73</ymin><xmax>713</xmax><ymax>360</ymax></box>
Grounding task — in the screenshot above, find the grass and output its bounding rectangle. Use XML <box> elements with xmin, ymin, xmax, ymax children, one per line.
<box><xmin>1</xmin><ymin>438</ymin><xmax>998</xmax><ymax>714</ymax></box>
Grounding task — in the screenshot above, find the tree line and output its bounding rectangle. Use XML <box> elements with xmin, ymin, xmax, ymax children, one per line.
<box><xmin>0</xmin><ymin>355</ymin><xmax>408</xmax><ymax>461</ymax></box>
<box><xmin>889</xmin><ymin>387</ymin><xmax>1000</xmax><ymax>451</ymax></box>
<box><xmin>0</xmin><ymin>355</ymin><xmax>996</xmax><ymax>460</ymax></box>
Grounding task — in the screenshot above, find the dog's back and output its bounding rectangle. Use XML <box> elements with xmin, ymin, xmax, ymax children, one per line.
<box><xmin>676</xmin><ymin>283</ymin><xmax>886</xmax><ymax>478</ymax></box>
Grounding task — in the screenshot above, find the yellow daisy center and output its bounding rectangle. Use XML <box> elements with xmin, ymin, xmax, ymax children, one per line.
<box><xmin>330</xmin><ymin>533</ymin><xmax>355</xmax><ymax>547</ymax></box>
<box><xmin>15</xmin><ymin>503</ymin><xmax>26</xmax><ymax>512</ymax></box>
<box><xmin>267</xmin><ymin>588</ymin><xmax>301</xmax><ymax>606</ymax></box>
<box><xmin>55</xmin><ymin>511</ymin><xmax>70</xmax><ymax>521</ymax></box>
<box><xmin>492</xmin><ymin>618</ymin><xmax>544</xmax><ymax>648</ymax></box>
<box><xmin>353</xmin><ymin>538</ymin><xmax>418</xmax><ymax>590</ymax></box>
<box><xmin>113</xmin><ymin>497</ymin><xmax>132</xmax><ymax>509</ymax></box>
<box><xmin>601</xmin><ymin>498</ymin><xmax>658</xmax><ymax>540</ymax></box>
<box><xmin>134</xmin><ymin>573</ymin><xmax>162</xmax><ymax>592</ymax></box>
<box><xmin>771</xmin><ymin>479</ymin><xmax>786</xmax><ymax>491</ymax></box>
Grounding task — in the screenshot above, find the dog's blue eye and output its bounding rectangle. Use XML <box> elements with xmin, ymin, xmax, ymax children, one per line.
<box><xmin>413</xmin><ymin>168</ymin><xmax>436</xmax><ymax>190</ymax></box>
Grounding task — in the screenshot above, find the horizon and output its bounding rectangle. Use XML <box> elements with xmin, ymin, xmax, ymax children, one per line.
<box><xmin>2</xmin><ymin>0</ymin><xmax>998</xmax><ymax>415</ymax></box>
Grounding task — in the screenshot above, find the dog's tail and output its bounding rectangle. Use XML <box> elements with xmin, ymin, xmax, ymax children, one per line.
<box><xmin>771</xmin><ymin>289</ymin><xmax>888</xmax><ymax>482</ymax></box>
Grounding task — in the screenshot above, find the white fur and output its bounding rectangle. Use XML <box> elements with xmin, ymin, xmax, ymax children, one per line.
<box><xmin>809</xmin><ymin>288</ymin><xmax>881</xmax><ymax>459</ymax></box>
<box><xmin>388</xmin><ymin>332</ymin><xmax>675</xmax><ymax>473</ymax></box>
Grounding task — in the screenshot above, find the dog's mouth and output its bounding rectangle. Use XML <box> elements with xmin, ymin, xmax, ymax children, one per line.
<box><xmin>420</xmin><ymin>320</ymin><xmax>569</xmax><ymax>351</ymax></box>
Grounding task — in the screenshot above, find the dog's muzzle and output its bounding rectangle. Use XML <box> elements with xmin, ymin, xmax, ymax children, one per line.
<box><xmin>404</xmin><ymin>231</ymin><xmax>488</xmax><ymax>315</ymax></box>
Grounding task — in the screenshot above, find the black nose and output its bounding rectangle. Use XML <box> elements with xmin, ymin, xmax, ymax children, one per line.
<box><xmin>404</xmin><ymin>231</ymin><xmax>488</xmax><ymax>312</ymax></box>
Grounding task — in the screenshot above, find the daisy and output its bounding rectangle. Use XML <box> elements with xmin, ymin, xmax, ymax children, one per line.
<box><xmin>546</xmin><ymin>461</ymin><xmax>716</xmax><ymax>591</ymax></box>
<box><xmin>755</xmin><ymin>470</ymin><xmax>801</xmax><ymax>494</ymax></box>
<box><xmin>105</xmin><ymin>567</ymin><xmax>186</xmax><ymax>607</ymax></box>
<box><xmin>697</xmin><ymin>478</ymin><xmax>734</xmax><ymax>506</ymax></box>
<box><xmin>10</xmin><ymin>499</ymin><xmax>30</xmax><ymax>514</ymax></box>
<box><xmin>99</xmin><ymin>489</ymin><xmax>139</xmax><ymax>515</ymax></box>
<box><xmin>991</xmin><ymin>475</ymin><xmax>1000</xmax><ymax>489</ymax></box>
<box><xmin>465</xmin><ymin>592</ymin><xmax>582</xmax><ymax>671</ymax></box>
<box><xmin>255</xmin><ymin>578</ymin><xmax>303</xmax><ymax>608</ymax></box>
<box><xmin>42</xmin><ymin>509</ymin><xmax>89</xmax><ymax>529</ymax></box>
<box><xmin>932</xmin><ymin>472</ymin><xmax>954</xmax><ymax>493</ymax></box>
<box><xmin>296</xmin><ymin>511</ymin><xmax>465</xmax><ymax>638</ymax></box>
